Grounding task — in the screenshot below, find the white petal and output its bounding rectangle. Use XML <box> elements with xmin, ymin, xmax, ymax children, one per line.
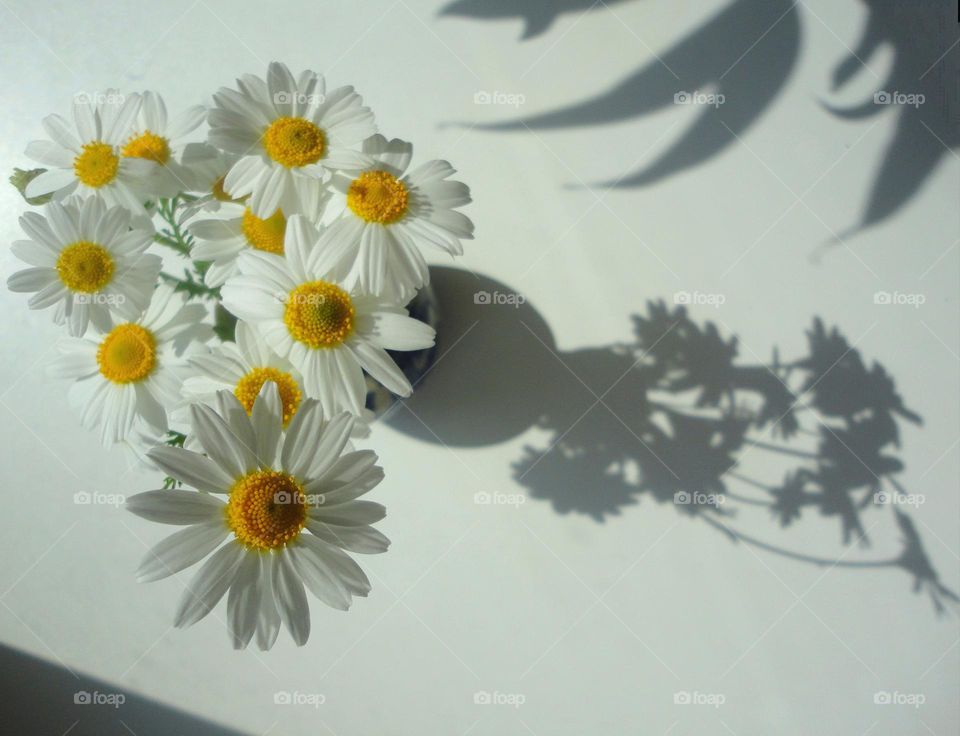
<box><xmin>255</xmin><ymin>555</ymin><xmax>281</xmax><ymax>650</ymax></box>
<box><xmin>175</xmin><ymin>542</ymin><xmax>244</xmax><ymax>627</ymax></box>
<box><xmin>167</xmin><ymin>104</ymin><xmax>207</xmax><ymax>140</ymax></box>
<box><xmin>306</xmin><ymin>521</ymin><xmax>390</xmax><ymax>554</ymax></box>
<box><xmin>24</xmin><ymin>140</ymin><xmax>73</xmax><ymax>167</ymax></box>
<box><xmin>288</xmin><ymin>538</ymin><xmax>351</xmax><ymax>610</ymax></box>
<box><xmin>250</xmin><ymin>381</ymin><xmax>282</xmax><ymax>467</ymax></box>
<box><xmin>305</xmin><ymin>452</ymin><xmax>383</xmax><ymax>504</ymax></box>
<box><xmin>189</xmin><ymin>403</ymin><xmax>256</xmax><ymax>478</ymax></box>
<box><xmin>147</xmin><ymin>444</ymin><xmax>235</xmax><ymax>493</ymax></box>
<box><xmin>41</xmin><ymin>114</ymin><xmax>80</xmax><ymax>151</ymax></box>
<box><xmin>213</xmin><ymin>390</ymin><xmax>258</xmax><ymax>467</ymax></box>
<box><xmin>296</xmin><ymin>533</ymin><xmax>371</xmax><ymax>597</ymax></box>
<box><xmin>348</xmin><ymin>339</ymin><xmax>412</xmax><ymax>396</ymax></box>
<box><xmin>126</xmin><ymin>489</ymin><xmax>225</xmax><ymax>524</ymax></box>
<box><xmin>280</xmin><ymin>398</ymin><xmax>324</xmax><ymax>477</ymax></box>
<box><xmin>304</xmin><ymin>411</ymin><xmax>355</xmax><ymax>480</ymax></box>
<box><xmin>273</xmin><ymin>550</ymin><xmax>311</xmax><ymax>645</ymax></box>
<box><xmin>249</xmin><ymin>165</ymin><xmax>286</xmax><ymax>218</ymax></box>
<box><xmin>366</xmin><ymin>311</ymin><xmax>436</xmax><ymax>351</ymax></box>
<box><xmin>310</xmin><ymin>500</ymin><xmax>386</xmax><ymax>527</ymax></box>
<box><xmin>227</xmin><ymin>552</ymin><xmax>262</xmax><ymax>649</ymax></box>
<box><xmin>7</xmin><ymin>267</ymin><xmax>57</xmax><ymax>293</ymax></box>
<box><xmin>25</xmin><ymin>168</ymin><xmax>76</xmax><ymax>197</ymax></box>
<box><xmin>137</xmin><ymin>523</ymin><xmax>228</xmax><ymax>583</ymax></box>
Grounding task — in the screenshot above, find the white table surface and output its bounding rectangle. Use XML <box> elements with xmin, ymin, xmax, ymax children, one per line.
<box><xmin>0</xmin><ymin>1</ymin><xmax>957</xmax><ymax>734</ymax></box>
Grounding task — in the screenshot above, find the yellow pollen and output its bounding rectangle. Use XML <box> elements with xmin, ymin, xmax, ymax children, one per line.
<box><xmin>283</xmin><ymin>281</ymin><xmax>355</xmax><ymax>349</ymax></box>
<box><xmin>262</xmin><ymin>116</ymin><xmax>326</xmax><ymax>168</ymax></box>
<box><xmin>347</xmin><ymin>170</ymin><xmax>410</xmax><ymax>224</ymax></box>
<box><xmin>122</xmin><ymin>130</ymin><xmax>171</xmax><ymax>164</ymax></box>
<box><xmin>56</xmin><ymin>241</ymin><xmax>114</xmax><ymax>293</ymax></box>
<box><xmin>234</xmin><ymin>367</ymin><xmax>302</xmax><ymax>426</ymax></box>
<box><xmin>73</xmin><ymin>142</ymin><xmax>119</xmax><ymax>188</ymax></box>
<box><xmin>226</xmin><ymin>470</ymin><xmax>307</xmax><ymax>550</ymax></box>
<box><xmin>97</xmin><ymin>323</ymin><xmax>156</xmax><ymax>384</ymax></box>
<box><xmin>241</xmin><ymin>208</ymin><xmax>286</xmax><ymax>254</ymax></box>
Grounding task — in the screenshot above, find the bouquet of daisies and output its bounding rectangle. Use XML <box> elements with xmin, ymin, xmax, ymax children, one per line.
<box><xmin>8</xmin><ymin>62</ymin><xmax>473</xmax><ymax>649</ymax></box>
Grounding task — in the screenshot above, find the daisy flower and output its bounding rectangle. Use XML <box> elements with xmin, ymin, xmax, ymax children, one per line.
<box><xmin>183</xmin><ymin>321</ymin><xmax>305</xmax><ymax>426</ymax></box>
<box><xmin>208</xmin><ymin>61</ymin><xmax>376</xmax><ymax>218</ymax></box>
<box><xmin>220</xmin><ymin>215</ymin><xmax>435</xmax><ymax>416</ymax></box>
<box><xmin>23</xmin><ymin>90</ymin><xmax>153</xmax><ymax>212</ymax></box>
<box><xmin>327</xmin><ymin>134</ymin><xmax>474</xmax><ymax>300</ymax></box>
<box><xmin>187</xmin><ymin>178</ymin><xmax>328</xmax><ymax>288</ymax></box>
<box><xmin>47</xmin><ymin>284</ymin><xmax>211</xmax><ymax>445</ymax></box>
<box><xmin>176</xmin><ymin>143</ymin><xmax>245</xmax><ymax>219</ymax></box>
<box><xmin>126</xmin><ymin>385</ymin><xmax>388</xmax><ymax>649</ymax></box>
<box><xmin>6</xmin><ymin>198</ymin><xmax>161</xmax><ymax>337</ymax></box>
<box><xmin>180</xmin><ymin>321</ymin><xmax>374</xmax><ymax>441</ymax></box>
<box><xmin>120</xmin><ymin>90</ymin><xmax>207</xmax><ymax>198</ymax></box>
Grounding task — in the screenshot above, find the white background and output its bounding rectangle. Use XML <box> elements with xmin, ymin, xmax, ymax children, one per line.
<box><xmin>0</xmin><ymin>1</ymin><xmax>957</xmax><ymax>734</ymax></box>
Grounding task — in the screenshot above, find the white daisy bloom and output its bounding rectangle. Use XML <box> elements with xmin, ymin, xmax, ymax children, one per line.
<box><xmin>126</xmin><ymin>384</ymin><xmax>388</xmax><ymax>649</ymax></box>
<box><xmin>187</xmin><ymin>177</ymin><xmax>328</xmax><ymax>288</ymax></box>
<box><xmin>326</xmin><ymin>134</ymin><xmax>474</xmax><ymax>301</ymax></box>
<box><xmin>48</xmin><ymin>284</ymin><xmax>212</xmax><ymax>445</ymax></box>
<box><xmin>183</xmin><ymin>321</ymin><xmax>305</xmax><ymax>425</ymax></box>
<box><xmin>220</xmin><ymin>215</ymin><xmax>435</xmax><ymax>416</ymax></box>
<box><xmin>208</xmin><ymin>61</ymin><xmax>376</xmax><ymax>218</ymax></box>
<box><xmin>24</xmin><ymin>90</ymin><xmax>153</xmax><ymax>212</ymax></box>
<box><xmin>176</xmin><ymin>143</ymin><xmax>244</xmax><ymax>219</ymax></box>
<box><xmin>180</xmin><ymin>321</ymin><xmax>374</xmax><ymax>440</ymax></box>
<box><xmin>6</xmin><ymin>198</ymin><xmax>161</xmax><ymax>337</ymax></box>
<box><xmin>120</xmin><ymin>90</ymin><xmax>207</xmax><ymax>198</ymax></box>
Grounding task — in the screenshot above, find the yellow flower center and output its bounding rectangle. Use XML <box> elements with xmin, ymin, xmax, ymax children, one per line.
<box><xmin>283</xmin><ymin>281</ymin><xmax>355</xmax><ymax>349</ymax></box>
<box><xmin>262</xmin><ymin>116</ymin><xmax>326</xmax><ymax>168</ymax></box>
<box><xmin>97</xmin><ymin>324</ymin><xmax>157</xmax><ymax>384</ymax></box>
<box><xmin>56</xmin><ymin>241</ymin><xmax>114</xmax><ymax>293</ymax></box>
<box><xmin>234</xmin><ymin>367</ymin><xmax>302</xmax><ymax>426</ymax></box>
<box><xmin>74</xmin><ymin>142</ymin><xmax>119</xmax><ymax>188</ymax></box>
<box><xmin>241</xmin><ymin>208</ymin><xmax>286</xmax><ymax>254</ymax></box>
<box><xmin>226</xmin><ymin>470</ymin><xmax>307</xmax><ymax>550</ymax></box>
<box><xmin>347</xmin><ymin>170</ymin><xmax>410</xmax><ymax>224</ymax></box>
<box><xmin>122</xmin><ymin>130</ymin><xmax>171</xmax><ymax>164</ymax></box>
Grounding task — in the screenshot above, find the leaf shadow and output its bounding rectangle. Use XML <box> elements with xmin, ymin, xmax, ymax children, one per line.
<box><xmin>387</xmin><ymin>266</ymin><xmax>958</xmax><ymax>613</ymax></box>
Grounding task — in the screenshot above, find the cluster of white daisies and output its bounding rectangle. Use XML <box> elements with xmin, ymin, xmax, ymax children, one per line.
<box><xmin>7</xmin><ymin>62</ymin><xmax>472</xmax><ymax>649</ymax></box>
